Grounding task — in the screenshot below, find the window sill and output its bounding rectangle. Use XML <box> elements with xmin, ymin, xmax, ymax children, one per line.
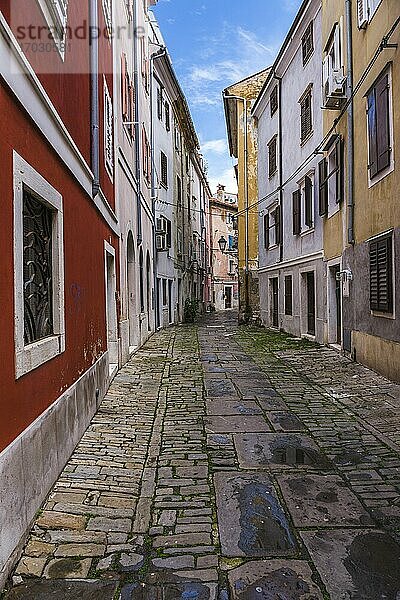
<box><xmin>16</xmin><ymin>334</ymin><xmax>65</xmax><ymax>379</ymax></box>
<box><xmin>302</xmin><ymin>52</ymin><xmax>314</xmax><ymax>68</ymax></box>
<box><xmin>300</xmin><ymin>227</ymin><xmax>315</xmax><ymax>237</ymax></box>
<box><xmin>269</xmin><ymin>170</ymin><xmax>278</xmax><ymax>179</ymax></box>
<box><xmin>368</xmin><ymin>162</ymin><xmax>394</xmax><ymax>189</ymax></box>
<box><xmin>160</xmin><ymin>182</ymin><xmax>168</xmax><ymax>190</ymax></box>
<box><xmin>267</xmin><ymin>243</ymin><xmax>279</xmax><ymax>250</ymax></box>
<box><xmin>370</xmin><ymin>310</ymin><xmax>395</xmax><ymax>320</ymax></box>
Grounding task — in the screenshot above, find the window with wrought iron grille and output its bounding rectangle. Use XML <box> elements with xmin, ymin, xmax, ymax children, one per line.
<box><xmin>300</xmin><ymin>86</ymin><xmax>313</xmax><ymax>143</ymax></box>
<box><xmin>302</xmin><ymin>21</ymin><xmax>314</xmax><ymax>65</ymax></box>
<box><xmin>13</xmin><ymin>153</ymin><xmax>65</xmax><ymax>379</ymax></box>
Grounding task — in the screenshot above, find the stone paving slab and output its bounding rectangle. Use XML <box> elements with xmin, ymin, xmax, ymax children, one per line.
<box><xmin>205</xmin><ymin>399</ymin><xmax>262</xmax><ymax>416</ymax></box>
<box><xmin>227</xmin><ymin>560</ymin><xmax>324</xmax><ymax>599</ymax></box>
<box><xmin>234</xmin><ymin>433</ymin><xmax>332</xmax><ymax>470</ymax></box>
<box><xmin>205</xmin><ymin>415</ymin><xmax>271</xmax><ymax>434</ymax></box>
<box><xmin>301</xmin><ymin>529</ymin><xmax>400</xmax><ymax>599</ymax></box>
<box><xmin>276</xmin><ymin>474</ymin><xmax>374</xmax><ymax>527</ymax></box>
<box><xmin>214</xmin><ymin>471</ymin><xmax>297</xmax><ymax>558</ymax></box>
<box><xmin>6</xmin><ymin>580</ymin><xmax>118</xmax><ymax>599</ymax></box>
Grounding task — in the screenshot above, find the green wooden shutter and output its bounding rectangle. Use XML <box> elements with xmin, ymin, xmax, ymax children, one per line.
<box><xmin>376</xmin><ymin>73</ymin><xmax>391</xmax><ymax>173</ymax></box>
<box><xmin>293</xmin><ymin>190</ymin><xmax>301</xmax><ymax>235</ymax></box>
<box><xmin>305</xmin><ymin>176</ymin><xmax>313</xmax><ymax>227</ymax></box>
<box><xmin>336</xmin><ymin>137</ymin><xmax>345</xmax><ymax>204</ymax></box>
<box><xmin>318</xmin><ymin>158</ymin><xmax>328</xmax><ymax>215</ymax></box>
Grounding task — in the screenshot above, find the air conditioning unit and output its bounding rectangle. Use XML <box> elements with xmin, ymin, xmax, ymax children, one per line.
<box><xmin>156</xmin><ymin>217</ymin><xmax>167</xmax><ymax>233</ymax></box>
<box><xmin>156</xmin><ymin>233</ymin><xmax>167</xmax><ymax>252</ymax></box>
<box><xmin>323</xmin><ymin>58</ymin><xmax>346</xmax><ymax>109</ymax></box>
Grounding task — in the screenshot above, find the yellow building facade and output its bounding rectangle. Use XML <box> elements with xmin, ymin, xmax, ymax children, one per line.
<box><xmin>223</xmin><ymin>69</ymin><xmax>270</xmax><ymax>322</ymax></box>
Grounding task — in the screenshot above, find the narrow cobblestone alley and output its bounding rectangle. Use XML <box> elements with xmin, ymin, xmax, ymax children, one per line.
<box><xmin>4</xmin><ymin>314</ymin><xmax>400</xmax><ymax>599</ymax></box>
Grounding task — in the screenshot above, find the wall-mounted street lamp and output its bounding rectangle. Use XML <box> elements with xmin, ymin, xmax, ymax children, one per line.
<box><xmin>218</xmin><ymin>236</ymin><xmax>227</xmax><ymax>253</ymax></box>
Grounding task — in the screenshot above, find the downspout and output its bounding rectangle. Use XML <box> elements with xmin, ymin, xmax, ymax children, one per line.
<box><xmin>345</xmin><ymin>0</ymin><xmax>354</xmax><ymax>245</ymax></box>
<box><xmin>277</xmin><ymin>75</ymin><xmax>283</xmax><ymax>263</ymax></box>
<box><xmin>89</xmin><ymin>0</ymin><xmax>100</xmax><ymax>197</ymax></box>
<box><xmin>132</xmin><ymin>0</ymin><xmax>142</xmax><ymax>243</ymax></box>
<box><xmin>150</xmin><ymin>45</ymin><xmax>167</xmax><ymax>330</ymax></box>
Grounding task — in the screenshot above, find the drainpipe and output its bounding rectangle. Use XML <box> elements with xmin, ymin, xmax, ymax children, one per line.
<box><xmin>89</xmin><ymin>0</ymin><xmax>100</xmax><ymax>197</ymax></box>
<box><xmin>223</xmin><ymin>93</ymin><xmax>249</xmax><ymax>320</ymax></box>
<box><xmin>276</xmin><ymin>75</ymin><xmax>283</xmax><ymax>263</ymax></box>
<box><xmin>150</xmin><ymin>45</ymin><xmax>167</xmax><ymax>330</ymax></box>
<box><xmin>132</xmin><ymin>0</ymin><xmax>142</xmax><ymax>243</ymax></box>
<box><xmin>345</xmin><ymin>0</ymin><xmax>355</xmax><ymax>245</ymax></box>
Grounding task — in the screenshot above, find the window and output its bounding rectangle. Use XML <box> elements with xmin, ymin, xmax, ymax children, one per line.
<box><xmin>36</xmin><ymin>0</ymin><xmax>68</xmax><ymax>55</ymax></box>
<box><xmin>177</xmin><ymin>228</ymin><xmax>183</xmax><ymax>255</ymax></box>
<box><xmin>142</xmin><ymin>126</ymin><xmax>151</xmax><ymax>183</ymax></box>
<box><xmin>121</xmin><ymin>54</ymin><xmax>135</xmax><ymax>140</ymax></box>
<box><xmin>162</xmin><ymin>279</ymin><xmax>167</xmax><ymax>306</ymax></box>
<box><xmin>319</xmin><ymin>136</ymin><xmax>344</xmax><ymax>216</ymax></box>
<box><xmin>157</xmin><ymin>86</ymin><xmax>163</xmax><ymax>120</ymax></box>
<box><xmin>367</xmin><ymin>70</ymin><xmax>392</xmax><ymax>181</ymax></box>
<box><xmin>177</xmin><ymin>175</ymin><xmax>182</xmax><ymax>209</ymax></box>
<box><xmin>270</xmin><ymin>85</ymin><xmax>278</xmax><ymax>116</ymax></box>
<box><xmin>302</xmin><ymin>21</ymin><xmax>314</xmax><ymax>65</ymax></box>
<box><xmin>293</xmin><ymin>175</ymin><xmax>314</xmax><ymax>234</ymax></box>
<box><xmin>300</xmin><ymin>87</ymin><xmax>313</xmax><ymax>142</ymax></box>
<box><xmin>229</xmin><ymin>259</ymin><xmax>236</xmax><ymax>275</ymax></box>
<box><xmin>140</xmin><ymin>36</ymin><xmax>149</xmax><ymax>92</ymax></box>
<box><xmin>102</xmin><ymin>0</ymin><xmax>112</xmax><ymax>34</ymax></box>
<box><xmin>358</xmin><ymin>0</ymin><xmax>383</xmax><ymax>28</ymax></box>
<box><xmin>160</xmin><ymin>151</ymin><xmax>168</xmax><ymax>188</ymax></box>
<box><xmin>104</xmin><ymin>79</ymin><xmax>113</xmax><ymax>177</ymax></box>
<box><xmin>13</xmin><ymin>153</ymin><xmax>65</xmax><ymax>379</ymax></box>
<box><xmin>139</xmin><ymin>249</ymin><xmax>144</xmax><ymax>312</ymax></box>
<box><xmin>165</xmin><ymin>102</ymin><xmax>171</xmax><ymax>132</ymax></box>
<box><xmin>370</xmin><ymin>234</ymin><xmax>393</xmax><ymax>313</ymax></box>
<box><xmin>264</xmin><ymin>205</ymin><xmax>281</xmax><ymax>248</ymax></box>
<box><xmin>268</xmin><ymin>136</ymin><xmax>277</xmax><ymax>177</ymax></box>
<box><xmin>175</xmin><ymin>127</ymin><xmax>181</xmax><ymax>152</ymax></box>
<box><xmin>284</xmin><ymin>276</ymin><xmax>293</xmax><ymax>316</ymax></box>
<box><xmin>323</xmin><ymin>23</ymin><xmax>345</xmax><ymax>109</ymax></box>
<box><xmin>166</xmin><ymin>219</ymin><xmax>172</xmax><ymax>248</ymax></box>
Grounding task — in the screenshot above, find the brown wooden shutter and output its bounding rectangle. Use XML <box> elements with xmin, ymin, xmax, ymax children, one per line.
<box><xmin>318</xmin><ymin>158</ymin><xmax>328</xmax><ymax>215</ymax></box>
<box><xmin>370</xmin><ymin>236</ymin><xmax>393</xmax><ymax>312</ymax></box>
<box><xmin>305</xmin><ymin>176</ymin><xmax>313</xmax><ymax>227</ymax></box>
<box><xmin>335</xmin><ymin>137</ymin><xmax>344</xmax><ymax>204</ymax></box>
<box><xmin>293</xmin><ymin>190</ymin><xmax>301</xmax><ymax>235</ymax></box>
<box><xmin>367</xmin><ymin>88</ymin><xmax>378</xmax><ymax>178</ymax></box>
<box><xmin>376</xmin><ymin>73</ymin><xmax>391</xmax><ymax>173</ymax></box>
<box><xmin>121</xmin><ymin>54</ymin><xmax>128</xmax><ymax>120</ymax></box>
<box><xmin>275</xmin><ymin>205</ymin><xmax>282</xmax><ymax>245</ymax></box>
<box><xmin>264</xmin><ymin>214</ymin><xmax>269</xmax><ymax>249</ymax></box>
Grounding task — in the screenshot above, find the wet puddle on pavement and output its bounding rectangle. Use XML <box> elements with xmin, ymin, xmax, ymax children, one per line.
<box><xmin>214</xmin><ymin>472</ymin><xmax>297</xmax><ymax>557</ymax></box>
<box><xmin>234</xmin><ymin>433</ymin><xmax>332</xmax><ymax>470</ymax></box>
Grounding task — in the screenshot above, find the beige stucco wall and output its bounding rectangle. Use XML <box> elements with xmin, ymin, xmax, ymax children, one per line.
<box><xmin>353</xmin><ymin>330</ymin><xmax>400</xmax><ymax>383</ymax></box>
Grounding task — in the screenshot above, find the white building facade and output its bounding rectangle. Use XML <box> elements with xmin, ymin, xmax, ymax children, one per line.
<box><xmin>253</xmin><ymin>0</ymin><xmax>326</xmax><ymax>343</ymax></box>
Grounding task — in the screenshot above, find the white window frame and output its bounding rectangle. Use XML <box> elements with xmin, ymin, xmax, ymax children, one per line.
<box><xmin>367</xmin><ymin>66</ymin><xmax>394</xmax><ymax>189</ymax></box>
<box><xmin>267</xmin><ymin>201</ymin><xmax>278</xmax><ymax>249</ymax></box>
<box><xmin>104</xmin><ymin>77</ymin><xmax>114</xmax><ymax>180</ymax></box>
<box><xmin>36</xmin><ymin>0</ymin><xmax>69</xmax><ymax>59</ymax></box>
<box><xmin>13</xmin><ymin>152</ymin><xmax>65</xmax><ymax>379</ymax></box>
<box><xmin>327</xmin><ymin>145</ymin><xmax>340</xmax><ymax>218</ymax></box>
<box><xmin>358</xmin><ymin>0</ymin><xmax>383</xmax><ymax>28</ymax></box>
<box><xmin>299</xmin><ymin>170</ymin><xmax>315</xmax><ymax>235</ymax></box>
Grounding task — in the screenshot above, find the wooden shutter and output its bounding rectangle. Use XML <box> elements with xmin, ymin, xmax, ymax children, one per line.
<box><xmin>358</xmin><ymin>0</ymin><xmax>368</xmax><ymax>28</ymax></box>
<box><xmin>121</xmin><ymin>54</ymin><xmax>128</xmax><ymax>120</ymax></box>
<box><xmin>376</xmin><ymin>73</ymin><xmax>391</xmax><ymax>173</ymax></box>
<box><xmin>129</xmin><ymin>82</ymin><xmax>135</xmax><ymax>139</ymax></box>
<box><xmin>370</xmin><ymin>236</ymin><xmax>393</xmax><ymax>312</ymax></box>
<box><xmin>367</xmin><ymin>88</ymin><xmax>378</xmax><ymax>178</ymax></box>
<box><xmin>293</xmin><ymin>190</ymin><xmax>301</xmax><ymax>235</ymax></box>
<box><xmin>336</xmin><ymin>137</ymin><xmax>344</xmax><ymax>203</ymax></box>
<box><xmin>157</xmin><ymin>87</ymin><xmax>163</xmax><ymax>120</ymax></box>
<box><xmin>264</xmin><ymin>214</ymin><xmax>269</xmax><ymax>249</ymax></box>
<box><xmin>318</xmin><ymin>159</ymin><xmax>328</xmax><ymax>215</ymax></box>
<box><xmin>305</xmin><ymin>176</ymin><xmax>313</xmax><ymax>227</ymax></box>
<box><xmin>275</xmin><ymin>205</ymin><xmax>282</xmax><ymax>245</ymax></box>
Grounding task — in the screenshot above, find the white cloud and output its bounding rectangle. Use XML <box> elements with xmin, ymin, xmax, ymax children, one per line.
<box><xmin>208</xmin><ymin>168</ymin><xmax>238</xmax><ymax>196</ymax></box>
<box><xmin>201</xmin><ymin>139</ymin><xmax>227</xmax><ymax>154</ymax></box>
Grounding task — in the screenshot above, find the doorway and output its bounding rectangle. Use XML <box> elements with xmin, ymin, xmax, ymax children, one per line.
<box><xmin>168</xmin><ymin>279</ymin><xmax>173</xmax><ymax>324</ymax></box>
<box><xmin>105</xmin><ymin>242</ymin><xmax>118</xmax><ymax>370</ymax></box>
<box><xmin>329</xmin><ymin>264</ymin><xmax>342</xmax><ymax>345</ymax></box>
<box><xmin>224</xmin><ymin>285</ymin><xmax>233</xmax><ymax>309</ymax></box>
<box><xmin>270</xmin><ymin>277</ymin><xmax>279</xmax><ymax>328</ymax></box>
<box><xmin>306</xmin><ymin>272</ymin><xmax>315</xmax><ymax>335</ymax></box>
<box><xmin>127</xmin><ymin>232</ymin><xmax>137</xmax><ymax>349</ymax></box>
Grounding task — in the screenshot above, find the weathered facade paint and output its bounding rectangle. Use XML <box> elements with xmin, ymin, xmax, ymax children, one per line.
<box><xmin>224</xmin><ymin>69</ymin><xmax>270</xmax><ymax>322</ymax></box>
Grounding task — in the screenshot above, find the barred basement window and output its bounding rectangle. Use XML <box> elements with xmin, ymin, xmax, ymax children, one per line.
<box><xmin>300</xmin><ymin>87</ymin><xmax>313</xmax><ymax>143</ymax></box>
<box><xmin>302</xmin><ymin>21</ymin><xmax>314</xmax><ymax>65</ymax></box>
<box><xmin>370</xmin><ymin>234</ymin><xmax>393</xmax><ymax>313</ymax></box>
<box><xmin>161</xmin><ymin>151</ymin><xmax>168</xmax><ymax>187</ymax></box>
<box><xmin>270</xmin><ymin>85</ymin><xmax>278</xmax><ymax>116</ymax></box>
<box><xmin>23</xmin><ymin>189</ymin><xmax>54</xmax><ymax>345</ymax></box>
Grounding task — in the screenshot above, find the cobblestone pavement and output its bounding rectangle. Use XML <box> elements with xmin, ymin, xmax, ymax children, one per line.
<box><xmin>3</xmin><ymin>313</ymin><xmax>400</xmax><ymax>599</ymax></box>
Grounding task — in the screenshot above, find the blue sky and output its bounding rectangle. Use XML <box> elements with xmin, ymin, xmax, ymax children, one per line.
<box><xmin>152</xmin><ymin>0</ymin><xmax>302</xmax><ymax>194</ymax></box>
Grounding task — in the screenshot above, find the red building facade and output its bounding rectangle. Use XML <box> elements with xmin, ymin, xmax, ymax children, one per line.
<box><xmin>0</xmin><ymin>0</ymin><xmax>119</xmax><ymax>585</ymax></box>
